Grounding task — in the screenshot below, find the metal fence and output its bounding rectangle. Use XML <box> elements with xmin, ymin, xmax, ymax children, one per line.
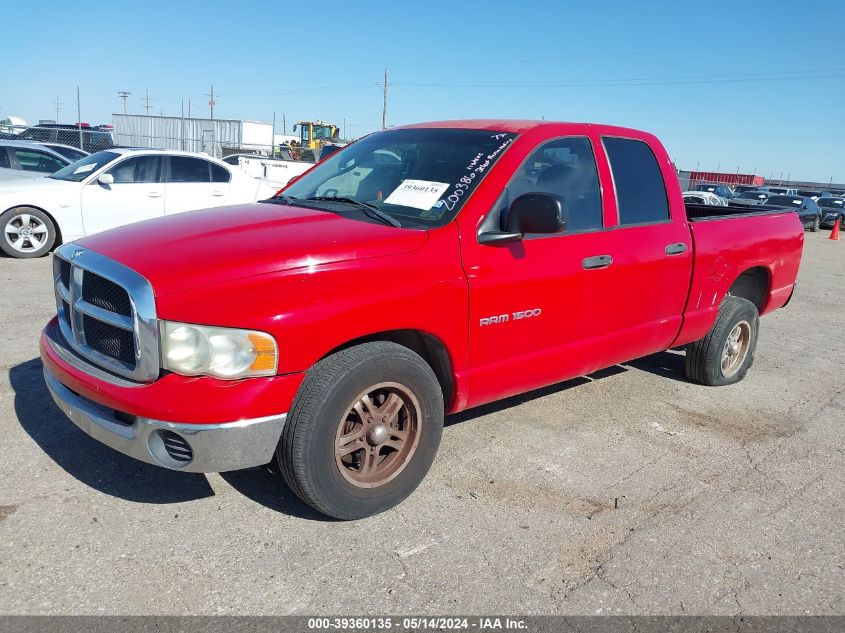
<box><xmin>0</xmin><ymin>124</ymin><xmax>324</xmax><ymax>163</ymax></box>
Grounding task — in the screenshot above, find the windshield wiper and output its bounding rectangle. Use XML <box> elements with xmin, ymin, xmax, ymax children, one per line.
<box><xmin>269</xmin><ymin>194</ymin><xmax>301</xmax><ymax>205</ymax></box>
<box><xmin>306</xmin><ymin>196</ymin><xmax>401</xmax><ymax>228</ymax></box>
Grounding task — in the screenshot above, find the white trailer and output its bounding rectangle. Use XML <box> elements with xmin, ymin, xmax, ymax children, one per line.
<box><xmin>112</xmin><ymin>114</ymin><xmax>274</xmax><ymax>158</ymax></box>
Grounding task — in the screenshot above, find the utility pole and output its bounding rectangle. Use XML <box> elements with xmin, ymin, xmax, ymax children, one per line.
<box><xmin>52</xmin><ymin>96</ymin><xmax>63</xmax><ymax>123</ymax></box>
<box><xmin>141</xmin><ymin>89</ymin><xmax>154</xmax><ymax>115</ymax></box>
<box><xmin>206</xmin><ymin>84</ymin><xmax>216</xmax><ymax>119</ymax></box>
<box><xmin>381</xmin><ymin>69</ymin><xmax>388</xmax><ymax>130</ymax></box>
<box><xmin>282</xmin><ymin>113</ymin><xmax>286</xmax><ymax>134</ymax></box>
<box><xmin>271</xmin><ymin>110</ymin><xmax>276</xmax><ymax>157</ymax></box>
<box><xmin>117</xmin><ymin>91</ymin><xmax>131</xmax><ymax>115</ymax></box>
<box><xmin>76</xmin><ymin>87</ymin><xmax>83</xmax><ymax>148</ymax></box>
<box><xmin>188</xmin><ymin>99</ymin><xmax>192</xmax><ymax>118</ymax></box>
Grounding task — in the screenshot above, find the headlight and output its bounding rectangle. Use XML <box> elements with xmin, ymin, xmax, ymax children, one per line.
<box><xmin>160</xmin><ymin>321</ymin><xmax>278</xmax><ymax>379</ymax></box>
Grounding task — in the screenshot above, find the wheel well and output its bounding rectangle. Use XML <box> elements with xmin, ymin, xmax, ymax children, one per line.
<box><xmin>322</xmin><ymin>330</ymin><xmax>455</xmax><ymax>407</ymax></box>
<box><xmin>4</xmin><ymin>204</ymin><xmax>63</xmax><ymax>249</ymax></box>
<box><xmin>728</xmin><ymin>267</ymin><xmax>769</xmax><ymax>311</ymax></box>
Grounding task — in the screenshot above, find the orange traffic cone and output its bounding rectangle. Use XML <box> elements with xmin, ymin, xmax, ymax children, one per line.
<box><xmin>831</xmin><ymin>219</ymin><xmax>841</xmax><ymax>241</ymax></box>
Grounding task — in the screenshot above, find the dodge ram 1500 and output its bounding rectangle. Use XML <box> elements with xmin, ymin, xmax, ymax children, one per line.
<box><xmin>41</xmin><ymin>120</ymin><xmax>804</xmax><ymax>519</ymax></box>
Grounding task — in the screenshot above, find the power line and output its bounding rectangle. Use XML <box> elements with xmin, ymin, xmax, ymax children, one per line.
<box><xmin>51</xmin><ymin>96</ymin><xmax>63</xmax><ymax>122</ymax></box>
<box><xmin>141</xmin><ymin>89</ymin><xmax>154</xmax><ymax>114</ymax></box>
<box><xmin>117</xmin><ymin>91</ymin><xmax>131</xmax><ymax>115</ymax></box>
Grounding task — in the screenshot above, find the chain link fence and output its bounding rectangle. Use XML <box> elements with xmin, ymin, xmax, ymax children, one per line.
<box><xmin>0</xmin><ymin>124</ymin><xmax>331</xmax><ymax>164</ymax></box>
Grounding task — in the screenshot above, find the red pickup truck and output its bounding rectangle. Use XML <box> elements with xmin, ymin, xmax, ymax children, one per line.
<box><xmin>41</xmin><ymin>120</ymin><xmax>804</xmax><ymax>519</ymax></box>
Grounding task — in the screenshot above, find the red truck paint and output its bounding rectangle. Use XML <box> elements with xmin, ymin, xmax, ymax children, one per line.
<box><xmin>42</xmin><ymin>120</ymin><xmax>804</xmax><ymax>425</ymax></box>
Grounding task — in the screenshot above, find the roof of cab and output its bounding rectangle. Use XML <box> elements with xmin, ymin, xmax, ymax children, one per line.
<box><xmin>395</xmin><ymin>119</ymin><xmax>649</xmax><ymax>137</ymax></box>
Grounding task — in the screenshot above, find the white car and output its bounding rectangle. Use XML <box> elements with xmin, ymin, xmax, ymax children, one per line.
<box><xmin>682</xmin><ymin>191</ymin><xmax>728</xmax><ymax>206</ymax></box>
<box><xmin>0</xmin><ymin>149</ymin><xmax>279</xmax><ymax>258</ymax></box>
<box><xmin>0</xmin><ymin>140</ymin><xmax>71</xmax><ymax>181</ymax></box>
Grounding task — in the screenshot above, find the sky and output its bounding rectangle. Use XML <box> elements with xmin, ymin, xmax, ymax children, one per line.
<box><xmin>2</xmin><ymin>0</ymin><xmax>843</xmax><ymax>183</ymax></box>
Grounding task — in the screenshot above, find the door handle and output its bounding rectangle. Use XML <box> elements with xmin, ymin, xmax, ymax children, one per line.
<box><xmin>665</xmin><ymin>242</ymin><xmax>688</xmax><ymax>255</ymax></box>
<box><xmin>146</xmin><ymin>191</ymin><xmax>162</xmax><ymax>198</ymax></box>
<box><xmin>582</xmin><ymin>254</ymin><xmax>613</xmax><ymax>270</ymax></box>
<box><xmin>211</xmin><ymin>190</ymin><xmax>225</xmax><ymax>196</ymax></box>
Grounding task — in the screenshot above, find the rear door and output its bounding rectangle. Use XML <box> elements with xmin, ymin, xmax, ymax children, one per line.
<box><xmin>593</xmin><ymin>136</ymin><xmax>693</xmax><ymax>358</ymax></box>
<box><xmin>164</xmin><ymin>156</ymin><xmax>231</xmax><ymax>214</ymax></box>
<box><xmin>80</xmin><ymin>155</ymin><xmax>165</xmax><ymax>235</ymax></box>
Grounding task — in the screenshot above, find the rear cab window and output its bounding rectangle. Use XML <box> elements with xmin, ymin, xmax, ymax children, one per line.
<box><xmin>602</xmin><ymin>137</ymin><xmax>669</xmax><ymax>225</ymax></box>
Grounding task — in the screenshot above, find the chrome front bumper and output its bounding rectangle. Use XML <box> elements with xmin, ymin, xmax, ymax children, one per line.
<box><xmin>44</xmin><ymin>369</ymin><xmax>286</xmax><ymax>473</ymax></box>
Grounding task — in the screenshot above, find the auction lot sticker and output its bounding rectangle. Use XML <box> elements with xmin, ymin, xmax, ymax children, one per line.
<box><xmin>384</xmin><ymin>180</ymin><xmax>450</xmax><ymax>210</ymax></box>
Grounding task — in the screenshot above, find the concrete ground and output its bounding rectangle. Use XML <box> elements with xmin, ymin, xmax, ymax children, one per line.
<box><xmin>0</xmin><ymin>231</ymin><xmax>842</xmax><ymax>616</ymax></box>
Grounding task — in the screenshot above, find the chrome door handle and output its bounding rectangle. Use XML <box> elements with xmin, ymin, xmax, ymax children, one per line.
<box><xmin>211</xmin><ymin>191</ymin><xmax>225</xmax><ymax>196</ymax></box>
<box><xmin>665</xmin><ymin>242</ymin><xmax>688</xmax><ymax>255</ymax></box>
<box><xmin>146</xmin><ymin>192</ymin><xmax>162</xmax><ymax>198</ymax></box>
<box><xmin>582</xmin><ymin>254</ymin><xmax>613</xmax><ymax>270</ymax></box>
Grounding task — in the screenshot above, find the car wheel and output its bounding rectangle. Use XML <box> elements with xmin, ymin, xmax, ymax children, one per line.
<box><xmin>0</xmin><ymin>207</ymin><xmax>57</xmax><ymax>258</ymax></box>
<box><xmin>810</xmin><ymin>217</ymin><xmax>820</xmax><ymax>232</ymax></box>
<box><xmin>685</xmin><ymin>296</ymin><xmax>759</xmax><ymax>387</ymax></box>
<box><xmin>277</xmin><ymin>342</ymin><xmax>444</xmax><ymax>520</ymax></box>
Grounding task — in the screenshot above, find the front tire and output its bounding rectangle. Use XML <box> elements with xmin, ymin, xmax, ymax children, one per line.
<box><xmin>0</xmin><ymin>207</ymin><xmax>57</xmax><ymax>258</ymax></box>
<box><xmin>685</xmin><ymin>296</ymin><xmax>759</xmax><ymax>386</ymax></box>
<box><xmin>278</xmin><ymin>342</ymin><xmax>444</xmax><ymax>520</ymax></box>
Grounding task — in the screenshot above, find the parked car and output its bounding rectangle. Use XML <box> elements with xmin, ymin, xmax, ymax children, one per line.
<box><xmin>0</xmin><ymin>140</ymin><xmax>70</xmax><ymax>181</ymax></box>
<box><xmin>765</xmin><ymin>195</ymin><xmax>823</xmax><ymax>231</ymax></box>
<box><xmin>682</xmin><ymin>191</ymin><xmax>726</xmax><ymax>206</ymax></box>
<box><xmin>734</xmin><ymin>185</ymin><xmax>768</xmax><ymax>194</ymax></box>
<box><xmin>36</xmin><ymin>143</ymin><xmax>89</xmax><ymax>162</ymax></box>
<box><xmin>818</xmin><ymin>197</ymin><xmax>845</xmax><ymax>228</ymax></box>
<box><xmin>15</xmin><ymin>123</ymin><xmax>114</xmax><ymax>153</ymax></box>
<box><xmin>767</xmin><ymin>187</ymin><xmax>798</xmax><ymax>196</ymax></box>
<box><xmin>0</xmin><ymin>149</ymin><xmax>278</xmax><ymax>257</ymax></box>
<box><xmin>39</xmin><ymin>120</ymin><xmax>804</xmax><ymax>519</ymax></box>
<box><xmin>693</xmin><ymin>183</ymin><xmax>736</xmax><ymax>199</ymax></box>
<box><xmin>730</xmin><ymin>190</ymin><xmax>771</xmax><ymax>207</ymax></box>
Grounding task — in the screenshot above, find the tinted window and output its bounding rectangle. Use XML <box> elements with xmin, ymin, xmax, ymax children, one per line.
<box><xmin>0</xmin><ymin>149</ymin><xmax>10</xmax><ymax>169</ymax></box>
<box><xmin>47</xmin><ymin>145</ymin><xmax>88</xmax><ymax>162</ymax></box>
<box><xmin>500</xmin><ymin>137</ymin><xmax>602</xmax><ymax>232</ymax></box>
<box><xmin>211</xmin><ymin>163</ymin><xmax>231</xmax><ymax>183</ymax></box>
<box><xmin>50</xmin><ymin>150</ymin><xmax>119</xmax><ymax>182</ymax></box>
<box><xmin>170</xmin><ymin>156</ymin><xmax>211</xmax><ymax>182</ymax></box>
<box><xmin>107</xmin><ymin>156</ymin><xmax>162</xmax><ymax>183</ymax></box>
<box><xmin>603</xmin><ymin>137</ymin><xmax>669</xmax><ymax>225</ymax></box>
<box><xmin>766</xmin><ymin>195</ymin><xmax>803</xmax><ymax>208</ymax></box>
<box><xmin>818</xmin><ymin>198</ymin><xmax>844</xmax><ymax>208</ymax></box>
<box><xmin>13</xmin><ymin>149</ymin><xmax>67</xmax><ymax>173</ymax></box>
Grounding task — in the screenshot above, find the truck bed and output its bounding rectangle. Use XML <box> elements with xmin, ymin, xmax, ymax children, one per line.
<box><xmin>684</xmin><ymin>202</ymin><xmax>795</xmax><ymax>222</ymax></box>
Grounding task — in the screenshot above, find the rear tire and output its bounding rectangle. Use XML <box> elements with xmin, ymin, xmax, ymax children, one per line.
<box><xmin>0</xmin><ymin>207</ymin><xmax>57</xmax><ymax>258</ymax></box>
<box><xmin>277</xmin><ymin>342</ymin><xmax>444</xmax><ymax>520</ymax></box>
<box><xmin>685</xmin><ymin>296</ymin><xmax>759</xmax><ymax>386</ymax></box>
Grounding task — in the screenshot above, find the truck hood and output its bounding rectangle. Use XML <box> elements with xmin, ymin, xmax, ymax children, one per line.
<box><xmin>78</xmin><ymin>202</ymin><xmax>429</xmax><ymax>297</ymax></box>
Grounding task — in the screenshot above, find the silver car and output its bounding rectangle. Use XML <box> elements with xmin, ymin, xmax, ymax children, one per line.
<box><xmin>0</xmin><ymin>140</ymin><xmax>71</xmax><ymax>181</ymax></box>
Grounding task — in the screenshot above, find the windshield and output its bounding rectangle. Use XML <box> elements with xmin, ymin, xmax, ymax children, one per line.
<box><xmin>694</xmin><ymin>184</ymin><xmax>718</xmax><ymax>191</ymax></box>
<box><xmin>281</xmin><ymin>128</ymin><xmax>518</xmax><ymax>227</ymax></box>
<box><xmin>768</xmin><ymin>188</ymin><xmax>788</xmax><ymax>194</ymax></box>
<box><xmin>739</xmin><ymin>191</ymin><xmax>767</xmax><ymax>199</ymax></box>
<box><xmin>796</xmin><ymin>190</ymin><xmax>817</xmax><ymax>197</ymax></box>
<box><xmin>49</xmin><ymin>151</ymin><xmax>119</xmax><ymax>181</ymax></box>
<box><xmin>766</xmin><ymin>195</ymin><xmax>803</xmax><ymax>208</ymax></box>
<box><xmin>818</xmin><ymin>198</ymin><xmax>844</xmax><ymax>208</ymax></box>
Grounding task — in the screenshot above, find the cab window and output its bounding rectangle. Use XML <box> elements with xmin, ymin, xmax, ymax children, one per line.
<box><xmin>603</xmin><ymin>137</ymin><xmax>669</xmax><ymax>225</ymax></box>
<box><xmin>499</xmin><ymin>137</ymin><xmax>602</xmax><ymax>233</ymax></box>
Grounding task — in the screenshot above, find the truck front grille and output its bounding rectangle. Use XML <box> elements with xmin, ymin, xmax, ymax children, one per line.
<box><xmin>53</xmin><ymin>245</ymin><xmax>159</xmax><ymax>383</ymax></box>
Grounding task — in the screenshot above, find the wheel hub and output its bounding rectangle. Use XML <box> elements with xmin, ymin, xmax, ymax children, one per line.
<box><xmin>367</xmin><ymin>423</ymin><xmax>389</xmax><ymax>446</ymax></box>
<box><xmin>334</xmin><ymin>382</ymin><xmax>422</xmax><ymax>489</ymax></box>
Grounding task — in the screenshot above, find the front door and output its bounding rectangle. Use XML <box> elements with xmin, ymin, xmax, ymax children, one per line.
<box><xmin>81</xmin><ymin>155</ymin><xmax>164</xmax><ymax>235</ymax></box>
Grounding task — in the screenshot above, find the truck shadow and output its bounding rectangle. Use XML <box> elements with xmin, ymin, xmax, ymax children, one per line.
<box><xmin>445</xmin><ymin>349</ymin><xmax>689</xmax><ymax>425</ymax></box>
<box><xmin>9</xmin><ymin>358</ymin><xmax>215</xmax><ymax>505</ymax></box>
<box><xmin>9</xmin><ymin>357</ymin><xmax>325</xmax><ymax>519</ymax></box>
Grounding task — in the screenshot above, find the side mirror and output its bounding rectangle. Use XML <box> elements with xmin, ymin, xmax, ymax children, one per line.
<box><xmin>332</xmin><ymin>128</ymin><xmax>340</xmax><ymax>139</ymax></box>
<box><xmin>292</xmin><ymin>124</ymin><xmax>298</xmax><ymax>132</ymax></box>
<box><xmin>478</xmin><ymin>193</ymin><xmax>565</xmax><ymax>245</ymax></box>
<box><xmin>506</xmin><ymin>193</ymin><xmax>565</xmax><ymax>234</ymax></box>
<box><xmin>97</xmin><ymin>173</ymin><xmax>114</xmax><ymax>185</ymax></box>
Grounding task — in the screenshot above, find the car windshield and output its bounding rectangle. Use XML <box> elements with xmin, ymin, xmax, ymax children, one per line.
<box><xmin>768</xmin><ymin>188</ymin><xmax>788</xmax><ymax>194</ymax></box>
<box><xmin>280</xmin><ymin>128</ymin><xmax>518</xmax><ymax>227</ymax></box>
<box><xmin>49</xmin><ymin>151</ymin><xmax>119</xmax><ymax>181</ymax></box>
<box><xmin>766</xmin><ymin>195</ymin><xmax>803</xmax><ymax>208</ymax></box>
<box><xmin>818</xmin><ymin>198</ymin><xmax>844</xmax><ymax>208</ymax></box>
<box><xmin>694</xmin><ymin>184</ymin><xmax>718</xmax><ymax>191</ymax></box>
<box><xmin>796</xmin><ymin>190</ymin><xmax>817</xmax><ymax>197</ymax></box>
<box><xmin>739</xmin><ymin>191</ymin><xmax>767</xmax><ymax>199</ymax></box>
